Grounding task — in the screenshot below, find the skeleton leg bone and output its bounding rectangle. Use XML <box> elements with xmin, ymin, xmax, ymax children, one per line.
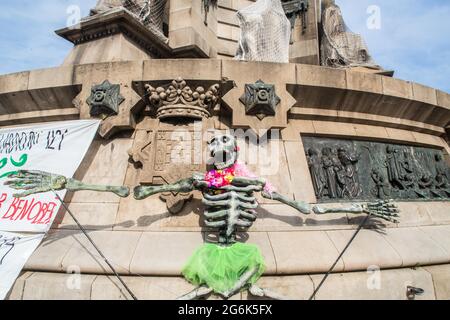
<box><xmin>220</xmin><ymin>266</ymin><xmax>258</xmax><ymax>299</ymax></box>
<box><xmin>177</xmin><ymin>285</ymin><xmax>213</xmax><ymax>300</ymax></box>
<box><xmin>249</xmin><ymin>285</ymin><xmax>289</xmax><ymax>300</ymax></box>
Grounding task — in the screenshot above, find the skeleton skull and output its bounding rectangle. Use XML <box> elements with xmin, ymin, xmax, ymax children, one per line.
<box><xmin>208</xmin><ymin>135</ymin><xmax>238</xmax><ymax>170</ymax></box>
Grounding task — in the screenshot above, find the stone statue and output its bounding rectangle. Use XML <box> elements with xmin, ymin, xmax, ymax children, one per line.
<box><xmin>5</xmin><ymin>135</ymin><xmax>399</xmax><ymax>300</ymax></box>
<box><xmin>320</xmin><ymin>0</ymin><xmax>382</xmax><ymax>70</ymax></box>
<box><xmin>235</xmin><ymin>0</ymin><xmax>291</xmax><ymax>63</ymax></box>
<box><xmin>91</xmin><ymin>0</ymin><xmax>168</xmax><ymax>37</ymax></box>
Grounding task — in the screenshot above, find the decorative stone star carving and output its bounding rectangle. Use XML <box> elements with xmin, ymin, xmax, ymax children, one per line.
<box><xmin>239</xmin><ymin>80</ymin><xmax>281</xmax><ymax>121</ymax></box>
<box><xmin>222</xmin><ymin>60</ymin><xmax>297</xmax><ymax>133</ymax></box>
<box><xmin>86</xmin><ymin>80</ymin><xmax>125</xmax><ymax>118</ymax></box>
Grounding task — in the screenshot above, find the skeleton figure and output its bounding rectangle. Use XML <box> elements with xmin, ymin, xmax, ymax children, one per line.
<box><xmin>4</xmin><ymin>135</ymin><xmax>399</xmax><ymax>300</ymax></box>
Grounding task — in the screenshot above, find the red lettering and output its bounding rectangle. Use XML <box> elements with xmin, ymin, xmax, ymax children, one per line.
<box><xmin>1</xmin><ymin>196</ymin><xmax>59</xmax><ymax>226</ymax></box>
<box><xmin>39</xmin><ymin>202</ymin><xmax>57</xmax><ymax>225</ymax></box>
<box><xmin>0</xmin><ymin>193</ymin><xmax>7</xmax><ymax>208</ymax></box>
<box><xmin>2</xmin><ymin>197</ymin><xmax>21</xmax><ymax>219</ymax></box>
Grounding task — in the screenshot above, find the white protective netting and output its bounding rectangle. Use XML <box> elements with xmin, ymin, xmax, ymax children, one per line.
<box><xmin>235</xmin><ymin>0</ymin><xmax>291</xmax><ymax>63</ymax></box>
<box><xmin>320</xmin><ymin>1</ymin><xmax>381</xmax><ymax>69</ymax></box>
<box><xmin>91</xmin><ymin>0</ymin><xmax>168</xmax><ymax>42</ymax></box>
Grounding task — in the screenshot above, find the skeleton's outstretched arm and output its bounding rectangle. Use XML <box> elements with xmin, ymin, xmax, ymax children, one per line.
<box><xmin>313</xmin><ymin>200</ymin><xmax>400</xmax><ymax>223</ymax></box>
<box><xmin>133</xmin><ymin>173</ymin><xmax>204</xmax><ymax>200</ymax></box>
<box><xmin>231</xmin><ymin>177</ymin><xmax>311</xmax><ymax>214</ymax></box>
<box><xmin>231</xmin><ymin>177</ymin><xmax>399</xmax><ymax>222</ymax></box>
<box><xmin>4</xmin><ymin>170</ymin><xmax>130</xmax><ymax>198</ymax></box>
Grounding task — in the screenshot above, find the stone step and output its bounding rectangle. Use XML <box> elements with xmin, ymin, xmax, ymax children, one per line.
<box><xmin>24</xmin><ymin>224</ymin><xmax>450</xmax><ymax>277</ymax></box>
<box><xmin>9</xmin><ymin>264</ymin><xmax>450</xmax><ymax>300</ymax></box>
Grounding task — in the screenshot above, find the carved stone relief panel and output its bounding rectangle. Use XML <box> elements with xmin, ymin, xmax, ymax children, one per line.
<box><xmin>303</xmin><ymin>136</ymin><xmax>450</xmax><ymax>202</ymax></box>
<box><xmin>129</xmin><ymin>122</ymin><xmax>206</xmax><ymax>213</ymax></box>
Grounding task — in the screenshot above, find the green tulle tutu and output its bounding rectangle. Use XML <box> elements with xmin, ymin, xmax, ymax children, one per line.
<box><xmin>182</xmin><ymin>242</ymin><xmax>266</xmax><ymax>294</ymax></box>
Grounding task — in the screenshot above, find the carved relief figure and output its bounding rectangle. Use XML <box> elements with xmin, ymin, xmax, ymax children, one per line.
<box><xmin>435</xmin><ymin>153</ymin><xmax>449</xmax><ymax>189</ymax></box>
<box><xmin>385</xmin><ymin>145</ymin><xmax>405</xmax><ymax>190</ymax></box>
<box><xmin>306</xmin><ymin>148</ymin><xmax>325</xmax><ymax>197</ymax></box>
<box><xmin>321</xmin><ymin>147</ymin><xmax>340</xmax><ymax>199</ymax></box>
<box><xmin>337</xmin><ymin>147</ymin><xmax>362</xmax><ymax>198</ymax></box>
<box><xmin>370</xmin><ymin>168</ymin><xmax>390</xmax><ymax>199</ymax></box>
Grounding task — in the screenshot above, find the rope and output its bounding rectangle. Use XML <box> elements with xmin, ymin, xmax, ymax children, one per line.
<box><xmin>51</xmin><ymin>189</ymin><xmax>138</xmax><ymax>301</ymax></box>
<box><xmin>309</xmin><ymin>214</ymin><xmax>369</xmax><ymax>300</ymax></box>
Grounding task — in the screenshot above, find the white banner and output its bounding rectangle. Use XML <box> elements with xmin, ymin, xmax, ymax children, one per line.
<box><xmin>0</xmin><ymin>120</ymin><xmax>100</xmax><ymax>233</ymax></box>
<box><xmin>0</xmin><ymin>231</ymin><xmax>45</xmax><ymax>300</ymax></box>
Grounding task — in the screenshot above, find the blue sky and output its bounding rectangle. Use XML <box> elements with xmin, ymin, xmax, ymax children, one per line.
<box><xmin>0</xmin><ymin>0</ymin><xmax>449</xmax><ymax>92</ymax></box>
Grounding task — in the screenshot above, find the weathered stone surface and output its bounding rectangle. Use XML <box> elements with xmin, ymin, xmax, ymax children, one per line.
<box><xmin>0</xmin><ymin>71</ymin><xmax>29</xmax><ymax>94</ymax></box>
<box><xmin>239</xmin><ymin>232</ymin><xmax>277</xmax><ymax>274</ymax></box>
<box><xmin>426</xmin><ymin>201</ymin><xmax>450</xmax><ymax>224</ymax></box>
<box><xmin>114</xmin><ymin>192</ymin><xmax>204</xmax><ymax>232</ymax></box>
<box><xmin>6</xmin><ymin>272</ymin><xmax>34</xmax><ymax>300</ymax></box>
<box><xmin>142</xmin><ymin>59</ymin><xmax>221</xmax><ymax>80</ymax></box>
<box><xmin>55</xmin><ymin>203</ymin><xmax>119</xmax><ymax>230</ymax></box>
<box><xmin>395</xmin><ymin>202</ymin><xmax>433</xmax><ymax>227</ymax></box>
<box><xmin>22</xmin><ymin>272</ymin><xmax>97</xmax><ymax>300</ymax></box>
<box><xmin>382</xmin><ymin>227</ymin><xmax>449</xmax><ymax>266</ymax></box>
<box><xmin>68</xmin><ymin>138</ymin><xmax>133</xmax><ymax>203</ymax></box>
<box><xmin>326</xmin><ymin>229</ymin><xmax>403</xmax><ymax>271</ymax></box>
<box><xmin>91</xmin><ymin>275</ymin><xmax>195</xmax><ymax>300</ymax></box>
<box><xmin>418</xmin><ymin>225</ymin><xmax>450</xmax><ymax>255</ymax></box>
<box><xmin>242</xmin><ymin>275</ymin><xmax>314</xmax><ymax>300</ymax></box>
<box><xmin>130</xmin><ymin>232</ymin><xmax>204</xmax><ymax>275</ymax></box>
<box><xmin>284</xmin><ymin>140</ymin><xmax>316</xmax><ymax>204</ymax></box>
<box><xmin>25</xmin><ymin>230</ymin><xmax>75</xmax><ymax>272</ymax></box>
<box><xmin>60</xmin><ymin>230</ymin><xmax>142</xmax><ymax>275</ymax></box>
<box><xmin>268</xmin><ymin>231</ymin><xmax>344</xmax><ymax>274</ymax></box>
<box><xmin>424</xmin><ymin>265</ymin><xmax>450</xmax><ymax>300</ymax></box>
<box><xmin>310</xmin><ymin>268</ymin><xmax>435</xmax><ymax>300</ymax></box>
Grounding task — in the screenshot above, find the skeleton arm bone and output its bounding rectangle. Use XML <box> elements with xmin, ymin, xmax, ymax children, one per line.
<box><xmin>313</xmin><ymin>200</ymin><xmax>400</xmax><ymax>223</ymax></box>
<box><xmin>133</xmin><ymin>173</ymin><xmax>205</xmax><ymax>200</ymax></box>
<box><xmin>231</xmin><ymin>177</ymin><xmax>311</xmax><ymax>214</ymax></box>
<box><xmin>5</xmin><ymin>170</ymin><xmax>129</xmax><ymax>198</ymax></box>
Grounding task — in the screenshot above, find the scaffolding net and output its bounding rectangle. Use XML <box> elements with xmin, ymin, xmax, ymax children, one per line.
<box><xmin>91</xmin><ymin>0</ymin><xmax>169</xmax><ymax>43</ymax></box>
<box><xmin>235</xmin><ymin>0</ymin><xmax>291</xmax><ymax>63</ymax></box>
<box><xmin>320</xmin><ymin>1</ymin><xmax>381</xmax><ymax>69</ymax></box>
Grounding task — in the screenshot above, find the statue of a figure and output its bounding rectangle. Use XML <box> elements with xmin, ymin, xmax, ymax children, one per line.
<box><xmin>320</xmin><ymin>0</ymin><xmax>382</xmax><ymax>70</ymax></box>
<box><xmin>235</xmin><ymin>0</ymin><xmax>291</xmax><ymax>63</ymax></box>
<box><xmin>306</xmin><ymin>148</ymin><xmax>325</xmax><ymax>197</ymax></box>
<box><xmin>337</xmin><ymin>147</ymin><xmax>362</xmax><ymax>198</ymax></box>
<box><xmin>91</xmin><ymin>0</ymin><xmax>168</xmax><ymax>36</ymax></box>
<box><xmin>385</xmin><ymin>145</ymin><xmax>405</xmax><ymax>190</ymax></box>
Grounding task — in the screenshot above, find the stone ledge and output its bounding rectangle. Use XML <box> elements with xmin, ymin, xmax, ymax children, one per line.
<box><xmin>1</xmin><ymin>60</ymin><xmax>449</xmax><ymax>136</ymax></box>
<box><xmin>24</xmin><ymin>225</ymin><xmax>450</xmax><ymax>277</ymax></box>
<box><xmin>54</xmin><ymin>200</ymin><xmax>450</xmax><ymax>233</ymax></box>
<box><xmin>9</xmin><ymin>265</ymin><xmax>448</xmax><ymax>300</ymax></box>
